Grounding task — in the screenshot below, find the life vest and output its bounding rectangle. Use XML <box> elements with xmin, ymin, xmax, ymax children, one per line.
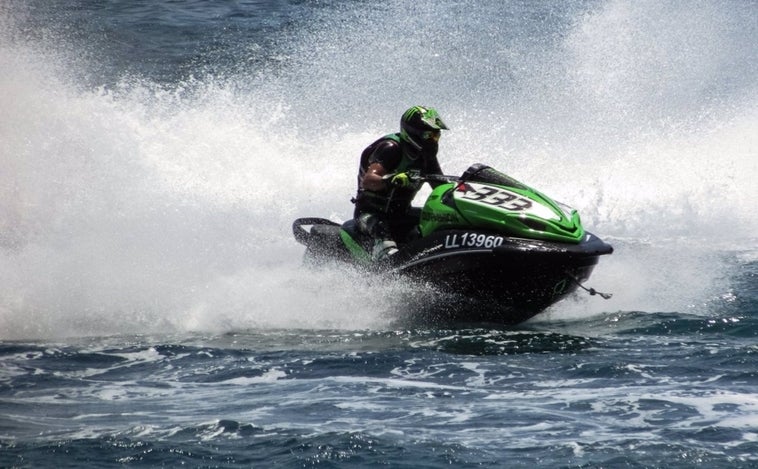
<box><xmin>354</xmin><ymin>133</ymin><xmax>426</xmax><ymax>215</ymax></box>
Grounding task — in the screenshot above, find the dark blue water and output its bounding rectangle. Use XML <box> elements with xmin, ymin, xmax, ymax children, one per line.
<box><xmin>1</xmin><ymin>0</ymin><xmax>757</xmax><ymax>467</ymax></box>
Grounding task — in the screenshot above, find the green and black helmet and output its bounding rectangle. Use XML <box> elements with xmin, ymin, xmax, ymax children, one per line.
<box><xmin>399</xmin><ymin>106</ymin><xmax>449</xmax><ymax>152</ymax></box>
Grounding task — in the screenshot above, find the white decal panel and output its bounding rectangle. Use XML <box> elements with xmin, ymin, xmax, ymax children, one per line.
<box><xmin>454</xmin><ymin>183</ymin><xmax>560</xmax><ymax>221</ymax></box>
<box><xmin>444</xmin><ymin>233</ymin><xmax>504</xmax><ymax>249</ymax></box>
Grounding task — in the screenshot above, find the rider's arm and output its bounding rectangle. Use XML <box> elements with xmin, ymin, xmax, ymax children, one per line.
<box><xmin>362</xmin><ymin>162</ymin><xmax>390</xmax><ymax>191</ymax></box>
<box><xmin>362</xmin><ymin>140</ymin><xmax>401</xmax><ymax>191</ymax></box>
<box><xmin>426</xmin><ymin>155</ymin><xmax>445</xmax><ymax>188</ymax></box>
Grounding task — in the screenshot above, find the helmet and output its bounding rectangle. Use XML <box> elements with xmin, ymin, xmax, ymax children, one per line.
<box><xmin>399</xmin><ymin>106</ymin><xmax>449</xmax><ymax>153</ymax></box>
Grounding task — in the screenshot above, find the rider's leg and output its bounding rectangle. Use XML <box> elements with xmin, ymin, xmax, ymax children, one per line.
<box><xmin>357</xmin><ymin>212</ymin><xmax>398</xmax><ymax>261</ymax></box>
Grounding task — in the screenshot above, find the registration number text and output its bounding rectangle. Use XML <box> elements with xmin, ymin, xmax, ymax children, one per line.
<box><xmin>444</xmin><ymin>233</ymin><xmax>504</xmax><ymax>249</ymax></box>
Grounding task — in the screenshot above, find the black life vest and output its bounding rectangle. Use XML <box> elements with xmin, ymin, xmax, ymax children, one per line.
<box><xmin>354</xmin><ymin>134</ymin><xmax>429</xmax><ymax>215</ymax></box>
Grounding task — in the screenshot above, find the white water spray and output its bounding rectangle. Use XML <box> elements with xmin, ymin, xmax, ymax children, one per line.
<box><xmin>1</xmin><ymin>1</ymin><xmax>755</xmax><ymax>339</ymax></box>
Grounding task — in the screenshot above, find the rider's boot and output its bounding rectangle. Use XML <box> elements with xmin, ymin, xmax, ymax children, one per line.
<box><xmin>358</xmin><ymin>213</ymin><xmax>398</xmax><ymax>262</ymax></box>
<box><xmin>372</xmin><ymin>239</ymin><xmax>398</xmax><ymax>262</ymax></box>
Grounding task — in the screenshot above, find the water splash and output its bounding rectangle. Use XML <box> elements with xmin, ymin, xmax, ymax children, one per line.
<box><xmin>1</xmin><ymin>1</ymin><xmax>755</xmax><ymax>339</ymax></box>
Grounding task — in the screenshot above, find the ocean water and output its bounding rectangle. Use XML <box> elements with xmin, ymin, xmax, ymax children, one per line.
<box><xmin>1</xmin><ymin>0</ymin><xmax>757</xmax><ymax>467</ymax></box>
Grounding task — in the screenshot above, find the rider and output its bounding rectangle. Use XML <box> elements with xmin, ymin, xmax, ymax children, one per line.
<box><xmin>353</xmin><ymin>105</ymin><xmax>449</xmax><ymax>261</ymax></box>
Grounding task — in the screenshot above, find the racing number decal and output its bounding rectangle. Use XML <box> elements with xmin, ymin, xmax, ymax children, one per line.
<box><xmin>458</xmin><ymin>184</ymin><xmax>532</xmax><ymax>211</ymax></box>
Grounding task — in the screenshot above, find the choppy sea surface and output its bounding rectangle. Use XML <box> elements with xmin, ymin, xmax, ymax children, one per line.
<box><xmin>1</xmin><ymin>0</ymin><xmax>757</xmax><ymax>467</ymax></box>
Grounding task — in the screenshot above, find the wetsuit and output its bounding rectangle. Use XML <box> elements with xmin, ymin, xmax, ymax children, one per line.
<box><xmin>353</xmin><ymin>133</ymin><xmax>443</xmax><ymax>241</ymax></box>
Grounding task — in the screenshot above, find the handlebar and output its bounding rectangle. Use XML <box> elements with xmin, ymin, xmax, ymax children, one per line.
<box><xmin>381</xmin><ymin>172</ymin><xmax>458</xmax><ymax>185</ymax></box>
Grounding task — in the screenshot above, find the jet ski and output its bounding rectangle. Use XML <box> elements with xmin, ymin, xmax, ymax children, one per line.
<box><xmin>292</xmin><ymin>163</ymin><xmax>613</xmax><ymax>324</ymax></box>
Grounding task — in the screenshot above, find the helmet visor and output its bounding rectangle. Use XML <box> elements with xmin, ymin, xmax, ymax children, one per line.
<box><xmin>421</xmin><ymin>129</ymin><xmax>442</xmax><ymax>142</ymax></box>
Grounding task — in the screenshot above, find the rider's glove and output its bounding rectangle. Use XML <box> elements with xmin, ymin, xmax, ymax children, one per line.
<box><xmin>389</xmin><ymin>172</ymin><xmax>410</xmax><ymax>188</ymax></box>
